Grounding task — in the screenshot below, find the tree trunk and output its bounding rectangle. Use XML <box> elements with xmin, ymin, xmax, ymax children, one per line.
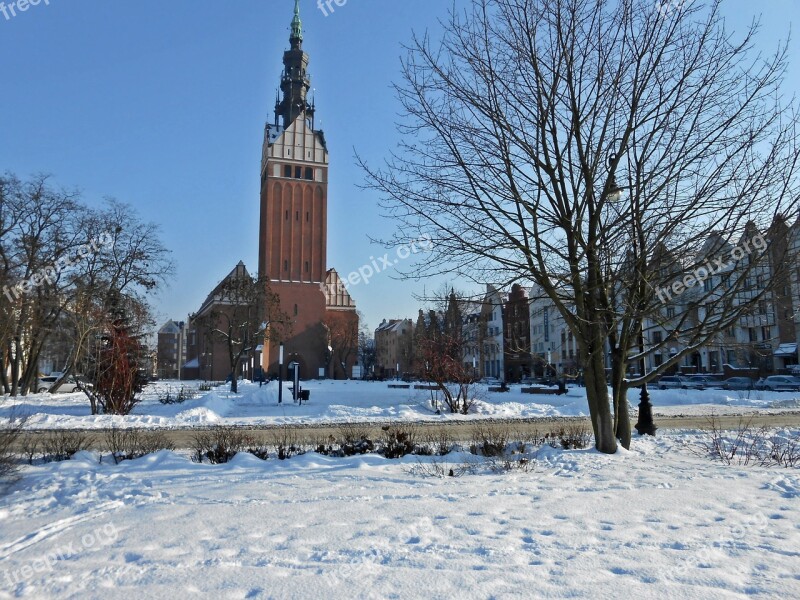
<box><xmin>611</xmin><ymin>351</ymin><xmax>631</xmax><ymax>449</ymax></box>
<box><xmin>583</xmin><ymin>329</ymin><xmax>617</xmax><ymax>454</ymax></box>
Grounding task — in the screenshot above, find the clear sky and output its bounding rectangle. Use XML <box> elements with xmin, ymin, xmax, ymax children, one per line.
<box><xmin>1</xmin><ymin>0</ymin><xmax>798</xmax><ymax>333</ymax></box>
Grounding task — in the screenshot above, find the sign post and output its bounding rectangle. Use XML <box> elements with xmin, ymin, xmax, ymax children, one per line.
<box><xmin>278</xmin><ymin>343</ymin><xmax>284</xmax><ymax>404</ymax></box>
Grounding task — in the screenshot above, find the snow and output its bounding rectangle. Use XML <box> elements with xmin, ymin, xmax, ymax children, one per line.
<box><xmin>2</xmin><ymin>380</ymin><xmax>799</xmax><ymax>430</ymax></box>
<box><xmin>1</xmin><ymin>433</ymin><xmax>799</xmax><ymax>598</ymax></box>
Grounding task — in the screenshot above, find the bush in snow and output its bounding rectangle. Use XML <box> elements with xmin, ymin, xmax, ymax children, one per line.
<box><xmin>0</xmin><ymin>415</ymin><xmax>25</xmax><ymax>482</ymax></box>
<box><xmin>104</xmin><ymin>427</ymin><xmax>176</xmax><ymax>464</ymax></box>
<box><xmin>42</xmin><ymin>431</ymin><xmax>91</xmax><ymax>462</ymax></box>
<box><xmin>380</xmin><ymin>424</ymin><xmax>419</xmax><ymax>459</ymax></box>
<box><xmin>270</xmin><ymin>426</ymin><xmax>304</xmax><ymax>460</ymax></box>
<box><xmin>470</xmin><ymin>424</ymin><xmax>510</xmax><ymax>457</ymax></box>
<box><xmin>191</xmin><ymin>427</ymin><xmax>250</xmax><ymax>464</ymax></box>
<box><xmin>421</xmin><ymin>428</ymin><xmax>454</xmax><ymax>456</ymax></box>
<box><xmin>547</xmin><ymin>423</ymin><xmax>592</xmax><ymax>450</ymax></box>
<box><xmin>337</xmin><ymin>424</ymin><xmax>375</xmax><ymax>456</ymax></box>
<box><xmin>696</xmin><ymin>415</ymin><xmax>800</xmax><ymax>468</ymax></box>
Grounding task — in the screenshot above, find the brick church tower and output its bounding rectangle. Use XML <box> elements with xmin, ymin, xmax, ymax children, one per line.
<box><xmin>259</xmin><ymin>1</ymin><xmax>357</xmax><ymax>379</ymax></box>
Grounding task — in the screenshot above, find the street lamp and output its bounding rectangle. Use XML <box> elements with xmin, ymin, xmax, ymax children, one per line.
<box><xmin>278</xmin><ymin>342</ymin><xmax>284</xmax><ymax>404</ymax></box>
<box><xmin>606</xmin><ymin>142</ymin><xmax>656</xmax><ymax>436</ymax></box>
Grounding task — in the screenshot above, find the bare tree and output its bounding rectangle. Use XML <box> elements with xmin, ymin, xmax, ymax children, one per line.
<box><xmin>0</xmin><ymin>174</ymin><xmax>173</xmax><ymax>400</ymax></box>
<box><xmin>415</xmin><ymin>288</ymin><xmax>479</xmax><ymax>413</ymax></box>
<box><xmin>195</xmin><ymin>275</ymin><xmax>289</xmax><ymax>393</ymax></box>
<box><xmin>0</xmin><ymin>174</ymin><xmax>84</xmax><ymax>396</ymax></box>
<box><xmin>362</xmin><ymin>0</ymin><xmax>800</xmax><ymax>452</ymax></box>
<box><xmin>358</xmin><ymin>326</ymin><xmax>377</xmax><ymax>377</ymax></box>
<box><xmin>49</xmin><ymin>200</ymin><xmax>172</xmax><ymax>393</ymax></box>
<box><xmin>322</xmin><ymin>310</ymin><xmax>360</xmax><ymax>379</ymax></box>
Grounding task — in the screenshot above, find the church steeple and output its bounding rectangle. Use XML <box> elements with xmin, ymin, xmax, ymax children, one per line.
<box><xmin>274</xmin><ymin>0</ymin><xmax>315</xmax><ymax>129</ymax></box>
<box><xmin>290</xmin><ymin>0</ymin><xmax>303</xmax><ymax>49</ymax></box>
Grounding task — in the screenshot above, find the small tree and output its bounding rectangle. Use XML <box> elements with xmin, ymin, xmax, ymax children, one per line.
<box><xmin>357</xmin><ymin>328</ymin><xmax>376</xmax><ymax>377</ymax></box>
<box><xmin>417</xmin><ymin>334</ymin><xmax>476</xmax><ymax>414</ymax></box>
<box><xmin>322</xmin><ymin>310</ymin><xmax>359</xmax><ymax>379</ymax></box>
<box><xmin>416</xmin><ymin>289</ymin><xmax>477</xmax><ymax>414</ymax></box>
<box><xmin>82</xmin><ymin>299</ymin><xmax>148</xmax><ymax>416</ymax></box>
<box><xmin>196</xmin><ymin>272</ymin><xmax>289</xmax><ymax>393</ymax></box>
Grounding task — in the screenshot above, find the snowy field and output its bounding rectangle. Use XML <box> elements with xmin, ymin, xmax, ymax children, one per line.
<box><xmin>2</xmin><ymin>380</ymin><xmax>800</xmax><ymax>431</ymax></box>
<box><xmin>1</xmin><ymin>432</ymin><xmax>798</xmax><ymax>599</ymax></box>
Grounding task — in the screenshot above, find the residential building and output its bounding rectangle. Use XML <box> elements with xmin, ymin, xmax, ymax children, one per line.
<box><xmin>374</xmin><ymin>319</ymin><xmax>414</xmax><ymax>379</ymax></box>
<box><xmin>156</xmin><ymin>320</ymin><xmax>186</xmax><ymax>380</ymax></box>
<box><xmin>504</xmin><ymin>284</ymin><xmax>531</xmax><ymax>381</ymax></box>
<box><xmin>480</xmin><ymin>284</ymin><xmax>504</xmax><ymax>379</ymax></box>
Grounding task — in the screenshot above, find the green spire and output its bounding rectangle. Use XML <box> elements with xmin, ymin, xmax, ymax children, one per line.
<box><xmin>290</xmin><ymin>0</ymin><xmax>303</xmax><ymax>45</ymax></box>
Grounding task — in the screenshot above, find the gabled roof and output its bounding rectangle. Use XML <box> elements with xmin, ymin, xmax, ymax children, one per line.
<box><xmin>195</xmin><ymin>261</ymin><xmax>250</xmax><ymax>317</ymax></box>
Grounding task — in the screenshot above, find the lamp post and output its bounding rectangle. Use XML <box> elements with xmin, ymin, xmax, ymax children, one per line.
<box><xmin>606</xmin><ymin>142</ymin><xmax>656</xmax><ymax>436</ymax></box>
<box><xmin>278</xmin><ymin>342</ymin><xmax>284</xmax><ymax>404</ymax></box>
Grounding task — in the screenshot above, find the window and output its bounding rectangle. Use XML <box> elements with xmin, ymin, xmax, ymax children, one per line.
<box><xmin>295</xmin><ymin>166</ymin><xmax>302</xmax><ymax>179</ymax></box>
<box><xmin>284</xmin><ymin>165</ymin><xmax>291</xmax><ymax>178</ymax></box>
<box><xmin>762</xmin><ymin>326</ymin><xmax>771</xmax><ymax>341</ymax></box>
<box><xmin>285</xmin><ymin>210</ymin><xmax>289</xmax><ymax>220</ymax></box>
<box><xmin>306</xmin><ymin>211</ymin><xmax>310</xmax><ymax>222</ymax></box>
<box><xmin>652</xmin><ymin>331</ymin><xmax>663</xmax><ymax>344</ymax></box>
<box><xmin>305</xmin><ymin>167</ymin><xmax>313</xmax><ymax>180</ymax></box>
<box><xmin>296</xmin><ymin>211</ymin><xmax>299</xmax><ymax>221</ymax></box>
<box><xmin>305</xmin><ymin>261</ymin><xmax>309</xmax><ymax>273</ymax></box>
<box><xmin>666</xmin><ymin>307</ymin><xmax>675</xmax><ymax>319</ymax></box>
<box><xmin>748</xmin><ymin>328</ymin><xmax>757</xmax><ymax>342</ymax></box>
<box><xmin>294</xmin><ymin>304</ymin><xmax>298</xmax><ymax>316</ymax></box>
<box><xmin>284</xmin><ymin>260</ymin><xmax>288</xmax><ymax>272</ymax></box>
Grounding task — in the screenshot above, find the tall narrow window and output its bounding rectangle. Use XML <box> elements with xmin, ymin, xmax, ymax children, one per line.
<box><xmin>284</xmin><ymin>165</ymin><xmax>291</xmax><ymax>178</ymax></box>
<box><xmin>304</xmin><ymin>167</ymin><xmax>313</xmax><ymax>180</ymax></box>
<box><xmin>284</xmin><ymin>260</ymin><xmax>288</xmax><ymax>272</ymax></box>
<box><xmin>306</xmin><ymin>212</ymin><xmax>310</xmax><ymax>222</ymax></box>
<box><xmin>295</xmin><ymin>166</ymin><xmax>302</xmax><ymax>179</ymax></box>
<box><xmin>294</xmin><ymin>304</ymin><xmax>298</xmax><ymax>316</ymax></box>
<box><xmin>305</xmin><ymin>261</ymin><xmax>309</xmax><ymax>273</ymax></box>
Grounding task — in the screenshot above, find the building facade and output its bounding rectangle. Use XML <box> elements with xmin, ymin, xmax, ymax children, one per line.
<box><xmin>156</xmin><ymin>320</ymin><xmax>186</xmax><ymax>380</ymax></box>
<box><xmin>374</xmin><ymin>319</ymin><xmax>414</xmax><ymax>379</ymax></box>
<box><xmin>257</xmin><ymin>2</ymin><xmax>356</xmax><ymax>379</ymax></box>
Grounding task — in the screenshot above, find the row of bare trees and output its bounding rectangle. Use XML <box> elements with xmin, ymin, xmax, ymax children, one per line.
<box><xmin>363</xmin><ymin>0</ymin><xmax>800</xmax><ymax>452</ymax></box>
<box><xmin>0</xmin><ymin>173</ymin><xmax>173</xmax><ymax>409</ymax></box>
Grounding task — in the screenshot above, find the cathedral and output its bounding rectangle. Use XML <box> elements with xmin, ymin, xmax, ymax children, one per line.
<box><xmin>258</xmin><ymin>1</ymin><xmax>357</xmax><ymax>379</ymax></box>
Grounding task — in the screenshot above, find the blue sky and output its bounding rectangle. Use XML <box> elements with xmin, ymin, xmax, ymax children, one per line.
<box><xmin>1</xmin><ymin>0</ymin><xmax>798</xmax><ymax>333</ymax></box>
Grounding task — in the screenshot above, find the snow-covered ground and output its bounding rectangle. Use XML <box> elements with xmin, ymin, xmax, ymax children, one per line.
<box><xmin>2</xmin><ymin>380</ymin><xmax>800</xmax><ymax>430</ymax></box>
<box><xmin>1</xmin><ymin>432</ymin><xmax>798</xmax><ymax>599</ymax></box>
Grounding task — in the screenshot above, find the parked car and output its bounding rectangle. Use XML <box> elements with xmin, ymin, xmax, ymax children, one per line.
<box><xmin>35</xmin><ymin>375</ymin><xmax>87</xmax><ymax>393</ymax></box>
<box><xmin>686</xmin><ymin>375</ymin><xmax>719</xmax><ymax>389</ymax></box>
<box><xmin>755</xmin><ymin>376</ymin><xmax>800</xmax><ymax>392</ymax></box>
<box><xmin>721</xmin><ymin>376</ymin><xmax>756</xmax><ymax>390</ymax></box>
<box><xmin>656</xmin><ymin>375</ymin><xmax>694</xmax><ymax>390</ymax></box>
